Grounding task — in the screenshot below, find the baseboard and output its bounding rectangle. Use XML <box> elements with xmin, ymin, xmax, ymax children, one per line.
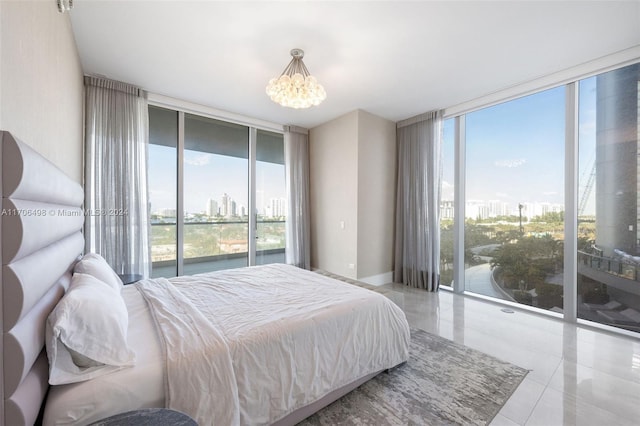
<box><xmin>359</xmin><ymin>271</ymin><xmax>393</xmax><ymax>286</ymax></box>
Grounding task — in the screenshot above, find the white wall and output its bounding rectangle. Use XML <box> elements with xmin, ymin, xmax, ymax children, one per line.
<box><xmin>309</xmin><ymin>111</ymin><xmax>359</xmax><ymax>279</ymax></box>
<box><xmin>0</xmin><ymin>0</ymin><xmax>83</xmax><ymax>183</ymax></box>
<box><xmin>357</xmin><ymin>111</ymin><xmax>396</xmax><ymax>281</ymax></box>
<box><xmin>309</xmin><ymin>110</ymin><xmax>396</xmax><ymax>283</ymax></box>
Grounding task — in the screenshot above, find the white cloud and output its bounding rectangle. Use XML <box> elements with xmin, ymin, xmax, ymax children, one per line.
<box><xmin>543</xmin><ymin>191</ymin><xmax>558</xmax><ymax>196</ymax></box>
<box><xmin>184</xmin><ymin>153</ymin><xmax>211</xmax><ymax>166</ymax></box>
<box><xmin>495</xmin><ymin>158</ymin><xmax>526</xmax><ymax>168</ymax></box>
<box><xmin>495</xmin><ymin>192</ymin><xmax>508</xmax><ymax>198</ymax></box>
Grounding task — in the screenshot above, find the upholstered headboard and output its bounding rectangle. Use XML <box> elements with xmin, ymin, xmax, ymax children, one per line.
<box><xmin>0</xmin><ymin>131</ymin><xmax>84</xmax><ymax>425</ymax></box>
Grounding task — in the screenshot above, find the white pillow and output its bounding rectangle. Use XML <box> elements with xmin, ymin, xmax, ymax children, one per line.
<box><xmin>46</xmin><ymin>273</ymin><xmax>136</xmax><ymax>385</ymax></box>
<box><xmin>74</xmin><ymin>253</ymin><xmax>123</xmax><ymax>291</ymax></box>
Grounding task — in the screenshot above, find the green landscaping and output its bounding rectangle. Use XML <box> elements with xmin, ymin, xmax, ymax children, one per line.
<box><xmin>440</xmin><ymin>211</ymin><xmax>596</xmax><ymax>309</ymax></box>
<box><xmin>151</xmin><ymin>221</ymin><xmax>285</xmax><ymax>262</ymax></box>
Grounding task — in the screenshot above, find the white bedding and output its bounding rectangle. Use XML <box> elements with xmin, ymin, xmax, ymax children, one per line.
<box><xmin>44</xmin><ymin>285</ymin><xmax>165</xmax><ymax>424</ymax></box>
<box><xmin>136</xmin><ymin>277</ymin><xmax>240</xmax><ymax>425</ymax></box>
<box><xmin>44</xmin><ymin>264</ymin><xmax>410</xmax><ymax>425</ymax></box>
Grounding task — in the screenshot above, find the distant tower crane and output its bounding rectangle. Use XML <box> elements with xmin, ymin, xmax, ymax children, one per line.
<box><xmin>578</xmin><ymin>162</ymin><xmax>596</xmax><ymax>216</ymax></box>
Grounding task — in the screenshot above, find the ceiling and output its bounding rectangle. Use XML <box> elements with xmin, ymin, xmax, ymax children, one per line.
<box><xmin>69</xmin><ymin>1</ymin><xmax>640</xmax><ymax>129</ymax></box>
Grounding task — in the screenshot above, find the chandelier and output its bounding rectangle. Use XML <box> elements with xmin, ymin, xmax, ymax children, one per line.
<box><xmin>266</xmin><ymin>49</ymin><xmax>327</xmax><ymax>109</ymax></box>
<box><xmin>57</xmin><ymin>0</ymin><xmax>73</xmax><ymax>13</ymax></box>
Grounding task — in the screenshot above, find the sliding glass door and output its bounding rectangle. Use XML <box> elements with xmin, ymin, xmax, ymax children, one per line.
<box><xmin>256</xmin><ymin>130</ymin><xmax>286</xmax><ymax>265</ymax></box>
<box><xmin>148</xmin><ymin>106</ymin><xmax>178</xmax><ymax>278</ymax></box>
<box><xmin>183</xmin><ymin>114</ymin><xmax>249</xmax><ymax>275</ymax></box>
<box><xmin>148</xmin><ymin>106</ymin><xmax>285</xmax><ymax>278</ymax></box>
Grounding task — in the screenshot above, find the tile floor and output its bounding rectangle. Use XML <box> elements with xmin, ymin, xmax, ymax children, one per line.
<box><xmin>382</xmin><ymin>283</ymin><xmax>640</xmax><ymax>426</ymax></box>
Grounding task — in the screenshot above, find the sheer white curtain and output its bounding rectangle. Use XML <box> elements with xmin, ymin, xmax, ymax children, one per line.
<box><xmin>84</xmin><ymin>76</ymin><xmax>150</xmax><ymax>277</ymax></box>
<box><xmin>284</xmin><ymin>125</ymin><xmax>311</xmax><ymax>269</ymax></box>
<box><xmin>394</xmin><ymin>110</ymin><xmax>443</xmax><ymax>290</ymax></box>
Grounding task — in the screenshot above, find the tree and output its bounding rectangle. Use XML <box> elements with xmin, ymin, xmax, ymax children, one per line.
<box><xmin>491</xmin><ymin>243</ymin><xmax>529</xmax><ymax>289</ymax></box>
<box><xmin>532</xmin><ymin>211</ymin><xmax>564</xmax><ymax>223</ymax></box>
<box><xmin>491</xmin><ymin>235</ymin><xmax>562</xmax><ymax>291</ymax></box>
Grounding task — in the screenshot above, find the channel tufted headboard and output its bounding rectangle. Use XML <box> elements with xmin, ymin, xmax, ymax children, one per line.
<box><xmin>0</xmin><ymin>131</ymin><xmax>84</xmax><ymax>425</ymax></box>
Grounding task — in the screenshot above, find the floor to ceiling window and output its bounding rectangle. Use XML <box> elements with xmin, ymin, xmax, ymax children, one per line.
<box><xmin>148</xmin><ymin>106</ymin><xmax>285</xmax><ymax>278</ymax></box>
<box><xmin>183</xmin><ymin>114</ymin><xmax>250</xmax><ymax>275</ymax></box>
<box><xmin>440</xmin><ymin>118</ymin><xmax>455</xmax><ymax>287</ymax></box>
<box><xmin>256</xmin><ymin>129</ymin><xmax>286</xmax><ymax>265</ymax></box>
<box><xmin>577</xmin><ymin>63</ymin><xmax>640</xmax><ymax>332</ymax></box>
<box><xmin>464</xmin><ymin>87</ymin><xmax>566</xmax><ymax>310</ymax></box>
<box><xmin>443</xmin><ymin>60</ymin><xmax>640</xmax><ymax>334</ymax></box>
<box><xmin>148</xmin><ymin>106</ymin><xmax>178</xmax><ymax>277</ymax></box>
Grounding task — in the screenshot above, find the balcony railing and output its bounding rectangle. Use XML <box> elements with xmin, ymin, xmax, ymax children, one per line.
<box><xmin>151</xmin><ymin>220</ymin><xmax>285</xmax><ymax>276</ymax></box>
<box><xmin>578</xmin><ymin>250</ymin><xmax>640</xmax><ymax>282</ymax></box>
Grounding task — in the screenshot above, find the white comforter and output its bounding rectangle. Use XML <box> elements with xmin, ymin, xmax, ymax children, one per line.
<box><xmin>136</xmin><ymin>278</ymin><xmax>240</xmax><ymax>425</ymax></box>
<box><xmin>138</xmin><ymin>264</ymin><xmax>410</xmax><ymax>425</ymax></box>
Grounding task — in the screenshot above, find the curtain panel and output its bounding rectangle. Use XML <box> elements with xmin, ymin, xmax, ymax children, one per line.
<box><xmin>84</xmin><ymin>76</ymin><xmax>151</xmax><ymax>277</ymax></box>
<box><xmin>394</xmin><ymin>110</ymin><xmax>443</xmax><ymax>291</ymax></box>
<box><xmin>284</xmin><ymin>125</ymin><xmax>311</xmax><ymax>270</ymax></box>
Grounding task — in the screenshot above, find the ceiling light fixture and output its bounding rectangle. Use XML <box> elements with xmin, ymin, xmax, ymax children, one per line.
<box><xmin>57</xmin><ymin>0</ymin><xmax>73</xmax><ymax>13</ymax></box>
<box><xmin>266</xmin><ymin>49</ymin><xmax>326</xmax><ymax>109</ymax></box>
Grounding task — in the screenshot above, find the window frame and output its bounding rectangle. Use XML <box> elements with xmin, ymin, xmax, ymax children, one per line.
<box><xmin>442</xmin><ymin>56</ymin><xmax>640</xmax><ymax>338</ymax></box>
<box><xmin>148</xmin><ymin>100</ymin><xmax>285</xmax><ymax>277</ymax></box>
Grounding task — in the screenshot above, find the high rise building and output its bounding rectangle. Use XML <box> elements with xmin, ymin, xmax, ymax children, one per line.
<box><xmin>221</xmin><ymin>193</ymin><xmax>232</xmax><ymax>218</ymax></box>
<box><xmin>269</xmin><ymin>197</ymin><xmax>286</xmax><ymax>218</ymax></box>
<box><xmin>221</xmin><ymin>193</ymin><xmax>236</xmax><ymax>218</ymax></box>
<box><xmin>466</xmin><ymin>200</ymin><xmax>489</xmax><ymax>220</ymax></box>
<box><xmin>206</xmin><ymin>198</ymin><xmax>218</xmax><ymax>217</ymax></box>
<box><xmin>487</xmin><ymin>200</ymin><xmax>508</xmax><ymax>218</ymax></box>
<box><xmin>440</xmin><ymin>200</ymin><xmax>454</xmax><ymax>220</ymax></box>
<box><xmin>595</xmin><ymin>63</ymin><xmax>640</xmax><ymax>257</ymax></box>
<box><xmin>576</xmin><ymin>63</ymin><xmax>640</xmax><ymax>318</ymax></box>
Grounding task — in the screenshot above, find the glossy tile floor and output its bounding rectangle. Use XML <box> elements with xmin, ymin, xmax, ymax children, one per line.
<box><xmin>382</xmin><ymin>283</ymin><xmax>640</xmax><ymax>426</ymax></box>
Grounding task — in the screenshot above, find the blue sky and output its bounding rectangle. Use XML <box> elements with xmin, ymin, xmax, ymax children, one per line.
<box><xmin>148</xmin><ymin>146</ymin><xmax>285</xmax><ymax>215</ymax></box>
<box><xmin>442</xmin><ymin>77</ymin><xmax>597</xmax><ymax>215</ymax></box>
<box><xmin>183</xmin><ymin>151</ymin><xmax>249</xmax><ymax>214</ymax></box>
<box><xmin>149</xmin><ymin>76</ymin><xmax>599</xmax><ymax>217</ymax></box>
<box><xmin>148</xmin><ymin>145</ymin><xmax>177</xmax><ymax>213</ymax></box>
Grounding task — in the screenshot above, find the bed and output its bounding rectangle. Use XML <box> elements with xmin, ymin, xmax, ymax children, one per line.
<box><xmin>0</xmin><ymin>131</ymin><xmax>410</xmax><ymax>425</ymax></box>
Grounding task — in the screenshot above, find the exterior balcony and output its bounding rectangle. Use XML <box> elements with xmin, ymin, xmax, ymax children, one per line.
<box><xmin>151</xmin><ymin>220</ymin><xmax>285</xmax><ymax>278</ymax></box>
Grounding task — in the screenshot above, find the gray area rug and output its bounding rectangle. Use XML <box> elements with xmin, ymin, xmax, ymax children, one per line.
<box><xmin>299</xmin><ymin>328</ymin><xmax>528</xmax><ymax>425</ymax></box>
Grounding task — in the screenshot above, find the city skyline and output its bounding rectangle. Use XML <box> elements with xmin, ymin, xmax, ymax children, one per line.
<box><xmin>151</xmin><ymin>82</ymin><xmax>600</xmax><ymax>221</ymax></box>
<box><xmin>441</xmin><ymin>78</ymin><xmax>597</xmax><ymax>217</ymax></box>
<box><xmin>440</xmin><ymin>199</ymin><xmax>564</xmax><ymax>221</ymax></box>
<box><xmin>152</xmin><ymin>192</ymin><xmax>287</xmax><ymax>218</ymax></box>
<box><xmin>148</xmin><ymin>146</ymin><xmax>286</xmax><ymax>216</ymax></box>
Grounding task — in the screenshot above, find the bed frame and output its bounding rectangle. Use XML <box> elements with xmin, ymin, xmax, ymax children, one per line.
<box><xmin>0</xmin><ymin>131</ymin><xmax>84</xmax><ymax>425</ymax></box>
<box><xmin>0</xmin><ymin>130</ymin><xmax>388</xmax><ymax>425</ymax></box>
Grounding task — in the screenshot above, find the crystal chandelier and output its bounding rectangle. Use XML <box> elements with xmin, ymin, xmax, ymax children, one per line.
<box><xmin>57</xmin><ymin>0</ymin><xmax>73</xmax><ymax>13</ymax></box>
<box><xmin>266</xmin><ymin>49</ymin><xmax>327</xmax><ymax>109</ymax></box>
